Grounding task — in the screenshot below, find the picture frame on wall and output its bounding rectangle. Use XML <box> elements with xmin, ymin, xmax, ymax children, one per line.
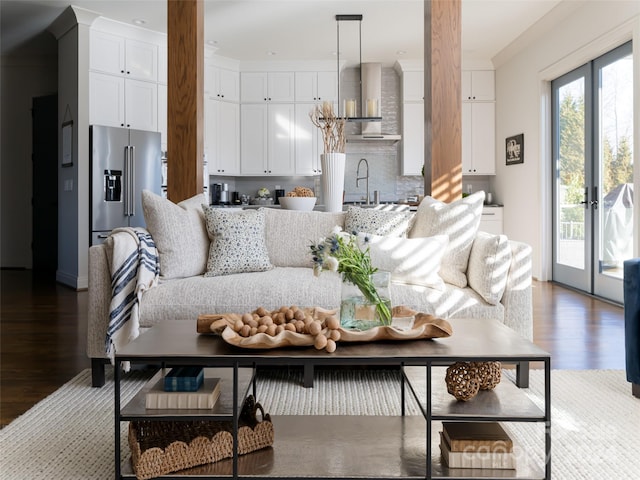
<box><xmin>506</xmin><ymin>133</ymin><xmax>524</xmax><ymax>166</ymax></box>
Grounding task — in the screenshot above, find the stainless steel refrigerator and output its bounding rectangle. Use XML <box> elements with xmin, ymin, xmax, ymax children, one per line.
<box><xmin>90</xmin><ymin>125</ymin><xmax>161</xmax><ymax>245</ymax></box>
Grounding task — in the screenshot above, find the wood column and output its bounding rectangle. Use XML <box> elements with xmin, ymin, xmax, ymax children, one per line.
<box><xmin>424</xmin><ymin>0</ymin><xmax>462</xmax><ymax>202</ymax></box>
<box><xmin>167</xmin><ymin>0</ymin><xmax>204</xmax><ymax>202</ymax></box>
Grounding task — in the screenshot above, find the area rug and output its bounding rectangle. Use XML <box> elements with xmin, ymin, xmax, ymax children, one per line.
<box><xmin>1</xmin><ymin>368</ymin><xmax>638</xmax><ymax>479</ymax></box>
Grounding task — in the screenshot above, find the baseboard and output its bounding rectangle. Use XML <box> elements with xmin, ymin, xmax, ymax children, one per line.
<box><xmin>55</xmin><ymin>270</ymin><xmax>88</xmax><ymax>291</ymax></box>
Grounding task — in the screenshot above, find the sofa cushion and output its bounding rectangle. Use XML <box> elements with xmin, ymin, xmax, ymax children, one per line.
<box><xmin>141</xmin><ymin>190</ymin><xmax>209</xmax><ymax>279</ymax></box>
<box><xmin>409</xmin><ymin>191</ymin><xmax>485</xmax><ymax>288</ymax></box>
<box><xmin>467</xmin><ymin>231</ymin><xmax>512</xmax><ymax>305</ymax></box>
<box><xmin>138</xmin><ymin>267</ymin><xmax>503</xmax><ymax>327</ymax></box>
<box><xmin>345</xmin><ymin>206</ymin><xmax>414</xmax><ymax>237</ymax></box>
<box><xmin>263</xmin><ymin>209</ymin><xmax>346</xmax><ymax>267</ymax></box>
<box><xmin>362</xmin><ymin>234</ymin><xmax>449</xmax><ymax>290</ymax></box>
<box><xmin>202</xmin><ymin>207</ymin><xmax>273</xmax><ymax>276</ymax></box>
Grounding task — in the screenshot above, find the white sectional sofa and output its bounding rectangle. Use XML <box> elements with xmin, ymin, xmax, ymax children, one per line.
<box><xmin>87</xmin><ymin>191</ymin><xmax>533</xmax><ymax>387</ymax></box>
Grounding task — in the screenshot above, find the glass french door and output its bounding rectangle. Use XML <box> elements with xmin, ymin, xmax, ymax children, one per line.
<box><xmin>552</xmin><ymin>41</ymin><xmax>634</xmax><ymax>304</ymax></box>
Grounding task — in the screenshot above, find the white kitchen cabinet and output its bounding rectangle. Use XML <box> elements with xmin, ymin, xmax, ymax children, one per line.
<box><xmin>157</xmin><ymin>84</ymin><xmax>167</xmax><ymax>149</ymax></box>
<box><xmin>295</xmin><ymin>71</ymin><xmax>337</xmax><ymax>102</ymax></box>
<box><xmin>89</xmin><ymin>72</ymin><xmax>158</xmax><ymax>131</ymax></box>
<box><xmin>157</xmin><ymin>45</ymin><xmax>167</xmax><ymax>85</ymax></box>
<box><xmin>462</xmin><ymin>102</ymin><xmax>495</xmax><ymax>175</ymax></box>
<box><xmin>90</xmin><ymin>30</ymin><xmax>158</xmax><ymax>82</ymax></box>
<box><xmin>461</xmin><ymin>70</ymin><xmax>495</xmax><ymax>101</ymax></box>
<box><xmin>241</xmin><ymin>72</ymin><xmax>295</xmax><ymax>103</ymax></box>
<box><xmin>205</xmin><ymin>65</ymin><xmax>239</xmax><ymax>102</ymax></box>
<box><xmin>205</xmin><ymin>98</ymin><xmax>240</xmax><ymax>175</ymax></box>
<box><xmin>241</xmin><ymin>103</ymin><xmax>294</xmax><ymax>175</ymax></box>
<box><xmin>294</xmin><ymin>103</ymin><xmax>323</xmax><ymax>175</ymax></box>
<box><xmin>402</xmin><ymin>70</ymin><xmax>424</xmax><ymax>102</ymax></box>
<box><xmin>479</xmin><ymin>206</ymin><xmax>503</xmax><ymax>235</ymax></box>
<box><xmin>401</xmin><ymin>102</ymin><xmax>424</xmax><ymax>176</ymax></box>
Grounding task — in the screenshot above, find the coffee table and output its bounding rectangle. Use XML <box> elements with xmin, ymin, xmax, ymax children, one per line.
<box><xmin>115</xmin><ymin>318</ymin><xmax>551</xmax><ymax>479</ymax></box>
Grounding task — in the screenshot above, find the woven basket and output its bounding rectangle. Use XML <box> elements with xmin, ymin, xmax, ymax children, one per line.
<box><xmin>129</xmin><ymin>395</ymin><xmax>274</xmax><ymax>480</ymax></box>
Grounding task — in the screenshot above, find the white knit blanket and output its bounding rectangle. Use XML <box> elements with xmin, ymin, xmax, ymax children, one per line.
<box><xmin>105</xmin><ymin>227</ymin><xmax>159</xmax><ymax>368</ymax></box>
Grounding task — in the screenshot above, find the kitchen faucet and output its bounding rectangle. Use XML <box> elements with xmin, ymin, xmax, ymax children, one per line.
<box><xmin>356</xmin><ymin>158</ymin><xmax>370</xmax><ymax>205</ymax></box>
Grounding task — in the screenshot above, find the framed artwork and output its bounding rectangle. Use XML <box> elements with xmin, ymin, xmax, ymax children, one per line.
<box><xmin>505</xmin><ymin>133</ymin><xmax>524</xmax><ymax>166</ymax></box>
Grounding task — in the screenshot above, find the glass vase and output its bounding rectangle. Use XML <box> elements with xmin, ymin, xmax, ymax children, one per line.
<box><xmin>340</xmin><ymin>271</ymin><xmax>392</xmax><ymax>330</ymax></box>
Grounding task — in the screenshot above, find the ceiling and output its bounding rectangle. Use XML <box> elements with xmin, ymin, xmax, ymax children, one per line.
<box><xmin>1</xmin><ymin>0</ymin><xmax>563</xmax><ymax>65</ymax></box>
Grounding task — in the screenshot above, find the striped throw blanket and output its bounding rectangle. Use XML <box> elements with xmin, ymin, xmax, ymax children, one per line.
<box><xmin>105</xmin><ymin>227</ymin><xmax>159</xmax><ymax>369</ymax></box>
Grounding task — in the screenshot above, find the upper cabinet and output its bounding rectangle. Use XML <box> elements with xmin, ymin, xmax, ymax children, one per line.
<box><xmin>90</xmin><ymin>30</ymin><xmax>158</xmax><ymax>82</ymax></box>
<box><xmin>402</xmin><ymin>70</ymin><xmax>424</xmax><ymax>103</ymax></box>
<box><xmin>461</xmin><ymin>70</ymin><xmax>495</xmax><ymax>101</ymax></box>
<box><xmin>241</xmin><ymin>72</ymin><xmax>295</xmax><ymax>103</ymax></box>
<box><xmin>205</xmin><ymin>64</ymin><xmax>240</xmax><ymax>103</ymax></box>
<box><xmin>399</xmin><ymin>69</ymin><xmax>425</xmax><ymax>176</ymax></box>
<box><xmin>294</xmin><ymin>71</ymin><xmax>338</xmax><ymax>102</ymax></box>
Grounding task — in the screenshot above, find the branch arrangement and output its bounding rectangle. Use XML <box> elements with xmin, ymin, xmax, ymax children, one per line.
<box><xmin>309</xmin><ymin>102</ymin><xmax>346</xmax><ymax>154</ymax></box>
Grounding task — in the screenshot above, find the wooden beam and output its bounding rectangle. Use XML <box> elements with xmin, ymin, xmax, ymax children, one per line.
<box><xmin>424</xmin><ymin>0</ymin><xmax>462</xmax><ymax>202</ymax></box>
<box><xmin>167</xmin><ymin>0</ymin><xmax>204</xmax><ymax>202</ymax></box>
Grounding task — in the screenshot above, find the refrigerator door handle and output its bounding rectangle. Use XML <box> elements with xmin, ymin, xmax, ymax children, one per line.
<box><xmin>124</xmin><ymin>146</ymin><xmax>131</xmax><ymax>216</ymax></box>
<box><xmin>130</xmin><ymin>146</ymin><xmax>136</xmax><ymax>217</ymax></box>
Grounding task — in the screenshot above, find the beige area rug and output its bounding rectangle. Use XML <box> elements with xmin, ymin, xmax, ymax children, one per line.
<box><xmin>0</xmin><ymin>368</ymin><xmax>638</xmax><ymax>479</ymax></box>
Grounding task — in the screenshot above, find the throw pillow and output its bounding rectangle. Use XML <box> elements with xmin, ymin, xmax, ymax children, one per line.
<box><xmin>141</xmin><ymin>190</ymin><xmax>209</xmax><ymax>279</ymax></box>
<box><xmin>263</xmin><ymin>208</ymin><xmax>346</xmax><ymax>267</ymax></box>
<box><xmin>345</xmin><ymin>206</ymin><xmax>414</xmax><ymax>237</ymax></box>
<box><xmin>361</xmin><ymin>234</ymin><xmax>449</xmax><ymax>291</ymax></box>
<box><xmin>202</xmin><ymin>207</ymin><xmax>273</xmax><ymax>276</ymax></box>
<box><xmin>467</xmin><ymin>231</ymin><xmax>512</xmax><ymax>305</ymax></box>
<box><xmin>408</xmin><ymin>191</ymin><xmax>485</xmax><ymax>287</ymax></box>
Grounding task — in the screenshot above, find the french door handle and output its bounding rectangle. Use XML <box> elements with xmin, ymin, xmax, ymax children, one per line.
<box><xmin>580</xmin><ymin>187</ymin><xmax>589</xmax><ymax>208</ymax></box>
<box><xmin>590</xmin><ymin>186</ymin><xmax>598</xmax><ymax>209</ymax></box>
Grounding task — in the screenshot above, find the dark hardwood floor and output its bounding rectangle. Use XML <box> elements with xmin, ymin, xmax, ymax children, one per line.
<box><xmin>0</xmin><ymin>270</ymin><xmax>626</xmax><ymax>427</ymax></box>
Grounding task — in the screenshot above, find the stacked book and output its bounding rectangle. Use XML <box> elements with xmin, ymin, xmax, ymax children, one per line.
<box><xmin>145</xmin><ymin>367</ymin><xmax>221</xmax><ymax>409</ymax></box>
<box><xmin>440</xmin><ymin>422</ymin><xmax>516</xmax><ymax>470</ymax></box>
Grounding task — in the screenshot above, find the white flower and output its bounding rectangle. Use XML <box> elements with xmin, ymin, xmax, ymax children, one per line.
<box><xmin>331</xmin><ymin>225</ymin><xmax>342</xmax><ymax>235</ymax></box>
<box><xmin>325</xmin><ymin>256</ymin><xmax>339</xmax><ymax>272</ymax></box>
<box><xmin>257</xmin><ymin>187</ymin><xmax>270</xmax><ymax>198</ymax></box>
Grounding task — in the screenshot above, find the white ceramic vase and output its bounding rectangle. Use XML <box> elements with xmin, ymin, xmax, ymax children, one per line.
<box><xmin>320</xmin><ymin>152</ymin><xmax>346</xmax><ymax>213</ymax></box>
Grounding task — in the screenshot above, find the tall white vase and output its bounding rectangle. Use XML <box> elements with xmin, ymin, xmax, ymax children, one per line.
<box><xmin>321</xmin><ymin>153</ymin><xmax>346</xmax><ymax>213</ymax></box>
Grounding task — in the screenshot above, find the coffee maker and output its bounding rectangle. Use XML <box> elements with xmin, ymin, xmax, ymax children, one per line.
<box><xmin>210</xmin><ymin>183</ymin><xmax>230</xmax><ymax>205</ymax></box>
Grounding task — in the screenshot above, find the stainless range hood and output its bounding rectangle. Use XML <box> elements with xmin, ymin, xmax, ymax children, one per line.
<box><xmin>346</xmin><ymin>63</ymin><xmax>401</xmax><ymax>143</ymax></box>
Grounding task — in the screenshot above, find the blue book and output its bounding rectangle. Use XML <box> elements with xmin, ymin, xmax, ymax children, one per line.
<box><xmin>163</xmin><ymin>367</ymin><xmax>204</xmax><ymax>392</ymax></box>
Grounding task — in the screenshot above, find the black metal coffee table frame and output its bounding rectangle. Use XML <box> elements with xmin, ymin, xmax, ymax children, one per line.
<box><xmin>115</xmin><ymin>318</ymin><xmax>551</xmax><ymax>479</ymax></box>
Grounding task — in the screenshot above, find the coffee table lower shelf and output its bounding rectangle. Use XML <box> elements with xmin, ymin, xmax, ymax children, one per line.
<box><xmin>119</xmin><ymin>415</ymin><xmax>544</xmax><ymax>480</ymax></box>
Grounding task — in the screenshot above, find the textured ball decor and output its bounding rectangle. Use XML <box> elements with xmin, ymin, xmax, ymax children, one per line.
<box><xmin>445</xmin><ymin>361</ymin><xmax>502</xmax><ymax>401</ymax></box>
<box><xmin>445</xmin><ymin>362</ymin><xmax>481</xmax><ymax>401</ymax></box>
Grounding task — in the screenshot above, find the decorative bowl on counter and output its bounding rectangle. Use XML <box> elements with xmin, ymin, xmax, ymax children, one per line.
<box><xmin>278</xmin><ymin>197</ymin><xmax>317</xmax><ymax>211</ymax></box>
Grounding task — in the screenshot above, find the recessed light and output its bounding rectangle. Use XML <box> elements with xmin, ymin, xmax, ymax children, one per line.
<box><xmin>132</xmin><ymin>18</ymin><xmax>147</xmax><ymax>26</ymax></box>
<box><xmin>267</xmin><ymin>51</ymin><xmax>277</xmax><ymax>56</ymax></box>
<box><xmin>207</xmin><ymin>40</ymin><xmax>218</xmax><ymax>46</ymax></box>
<box><xmin>396</xmin><ymin>50</ymin><xmax>407</xmax><ymax>56</ymax></box>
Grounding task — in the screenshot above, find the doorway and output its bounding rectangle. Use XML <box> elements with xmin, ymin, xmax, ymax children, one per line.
<box><xmin>31</xmin><ymin>94</ymin><xmax>58</xmax><ymax>273</ymax></box>
<box><xmin>551</xmin><ymin>41</ymin><xmax>633</xmax><ymax>304</ymax></box>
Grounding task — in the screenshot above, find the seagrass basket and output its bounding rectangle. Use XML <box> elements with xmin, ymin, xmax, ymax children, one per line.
<box><xmin>128</xmin><ymin>395</ymin><xmax>274</xmax><ymax>480</ymax></box>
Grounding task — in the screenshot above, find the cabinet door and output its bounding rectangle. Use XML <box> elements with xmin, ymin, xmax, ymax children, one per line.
<box><xmin>90</xmin><ymin>31</ymin><xmax>125</xmax><ymax>75</ymax></box>
<box><xmin>241</xmin><ymin>72</ymin><xmax>268</xmax><ymax>102</ymax></box>
<box><xmin>295</xmin><ymin>104</ymin><xmax>321</xmax><ymax>175</ymax></box>
<box><xmin>401</xmin><ymin>102</ymin><xmax>424</xmax><ymax>176</ymax></box>
<box><xmin>471</xmin><ymin>102</ymin><xmax>495</xmax><ymax>174</ymax></box>
<box><xmin>461</xmin><ymin>70</ymin><xmax>473</xmax><ymax>100</ymax></box>
<box><xmin>403</xmin><ymin>71</ymin><xmax>424</xmax><ymax>102</ymax></box>
<box><xmin>125</xmin><ymin>79</ymin><xmax>158</xmax><ymax>131</ymax></box>
<box><xmin>219</xmin><ymin>69</ymin><xmax>239</xmax><ymax>102</ymax></box>
<box><xmin>295</xmin><ymin>72</ymin><xmax>317</xmax><ymax>102</ymax></box>
<box><xmin>461</xmin><ymin>102</ymin><xmax>473</xmax><ymax>173</ymax></box>
<box><xmin>204</xmin><ymin>63</ymin><xmax>217</xmax><ymax>96</ymax></box>
<box><xmin>157</xmin><ymin>84</ymin><xmax>167</xmax><ymax>149</ymax></box>
<box><xmin>470</xmin><ymin>71</ymin><xmax>495</xmax><ymax>101</ymax></box>
<box><xmin>125</xmin><ymin>39</ymin><xmax>158</xmax><ymax>81</ymax></box>
<box><xmin>268</xmin><ymin>72</ymin><xmax>295</xmax><ymax>102</ymax></box>
<box><xmin>316</xmin><ymin>71</ymin><xmax>337</xmax><ymax>102</ymax></box>
<box><xmin>268</xmin><ymin>104</ymin><xmax>295</xmax><ymax>174</ymax></box>
<box><xmin>217</xmin><ymin>102</ymin><xmax>240</xmax><ymax>174</ymax></box>
<box><xmin>240</xmin><ymin>104</ymin><xmax>268</xmax><ymax>174</ymax></box>
<box><xmin>157</xmin><ymin>45</ymin><xmax>167</xmax><ymax>85</ymax></box>
<box><xmin>90</xmin><ymin>72</ymin><xmax>125</xmax><ymax>127</ymax></box>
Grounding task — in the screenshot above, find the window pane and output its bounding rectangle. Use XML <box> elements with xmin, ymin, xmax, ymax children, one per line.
<box><xmin>599</xmin><ymin>52</ymin><xmax>634</xmax><ymax>278</ymax></box>
<box><xmin>556</xmin><ymin>78</ymin><xmax>586</xmax><ymax>269</ymax></box>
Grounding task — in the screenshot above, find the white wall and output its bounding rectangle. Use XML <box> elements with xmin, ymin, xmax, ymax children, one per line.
<box><xmin>0</xmin><ymin>55</ymin><xmax>57</xmax><ymax>268</ymax></box>
<box><xmin>492</xmin><ymin>1</ymin><xmax>640</xmax><ymax>280</ymax></box>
